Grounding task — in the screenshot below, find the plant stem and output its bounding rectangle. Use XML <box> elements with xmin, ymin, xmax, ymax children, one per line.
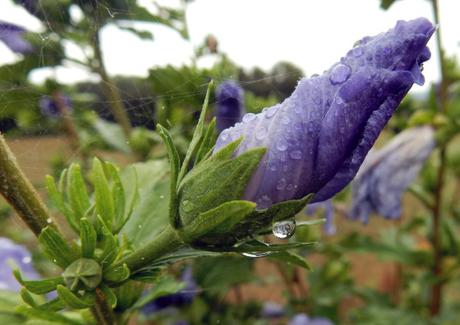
<box><xmin>91</xmin><ymin>27</ymin><xmax>132</xmax><ymax>138</ymax></box>
<box><xmin>93</xmin><ymin>288</ymin><xmax>115</xmax><ymax>325</ymax></box>
<box><xmin>0</xmin><ymin>133</ymin><xmax>55</xmax><ymax>235</ymax></box>
<box><xmin>114</xmin><ymin>225</ymin><xmax>184</xmax><ymax>273</ymax></box>
<box><xmin>430</xmin><ymin>0</ymin><xmax>447</xmax><ymax>316</ymax></box>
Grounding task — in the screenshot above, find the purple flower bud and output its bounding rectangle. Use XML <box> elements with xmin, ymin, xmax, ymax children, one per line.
<box><xmin>215</xmin><ymin>80</ymin><xmax>246</xmax><ymax>133</ymax></box>
<box><xmin>306</xmin><ymin>200</ymin><xmax>336</xmax><ymax>235</ymax></box>
<box><xmin>0</xmin><ymin>237</ymin><xmax>39</xmax><ymax>292</ymax></box>
<box><xmin>0</xmin><ymin>21</ymin><xmax>33</xmax><ymax>54</ymax></box>
<box><xmin>39</xmin><ymin>94</ymin><xmax>72</xmax><ymax>118</ymax></box>
<box><xmin>142</xmin><ymin>267</ymin><xmax>198</xmax><ymax>314</ymax></box>
<box><xmin>214</xmin><ymin>18</ymin><xmax>434</xmax><ymax>209</ymax></box>
<box><xmin>350</xmin><ymin>126</ymin><xmax>435</xmax><ymax>223</ymax></box>
<box><xmin>288</xmin><ymin>313</ymin><xmax>334</xmax><ymax>325</ymax></box>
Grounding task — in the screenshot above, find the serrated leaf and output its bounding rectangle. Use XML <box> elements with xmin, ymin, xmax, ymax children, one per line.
<box><xmin>39</xmin><ymin>226</ymin><xmax>78</xmax><ymax>268</ymax></box>
<box><xmin>45</xmin><ymin>175</ymin><xmax>78</xmax><ymax>232</ymax></box>
<box><xmin>178</xmin><ymin>80</ymin><xmax>214</xmax><ymax>183</ymax></box>
<box><xmin>14</xmin><ymin>270</ymin><xmax>63</xmax><ymax>295</ymax></box>
<box><xmin>79</xmin><ymin>218</ymin><xmax>96</xmax><ymax>258</ymax></box>
<box><xmin>92</xmin><ymin>158</ymin><xmax>115</xmax><ymax>230</ymax></box>
<box><xmin>56</xmin><ymin>285</ymin><xmax>93</xmax><ymax>309</ymax></box>
<box><xmin>67</xmin><ymin>164</ymin><xmax>90</xmax><ymax>225</ymax></box>
<box><xmin>157</xmin><ymin>124</ymin><xmax>181</xmax><ymax>229</ymax></box>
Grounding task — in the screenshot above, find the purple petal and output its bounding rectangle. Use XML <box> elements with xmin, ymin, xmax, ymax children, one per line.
<box><xmin>215</xmin><ymin>80</ymin><xmax>246</xmax><ymax>133</ymax></box>
<box><xmin>214</xmin><ymin>18</ymin><xmax>434</xmax><ymax>209</ymax></box>
<box><xmin>0</xmin><ymin>21</ymin><xmax>33</xmax><ymax>54</ymax></box>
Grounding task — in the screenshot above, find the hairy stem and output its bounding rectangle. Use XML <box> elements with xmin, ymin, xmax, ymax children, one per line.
<box><xmin>0</xmin><ymin>133</ymin><xmax>55</xmax><ymax>235</ymax></box>
<box><xmin>93</xmin><ymin>288</ymin><xmax>115</xmax><ymax>325</ymax></box>
<box><xmin>430</xmin><ymin>0</ymin><xmax>447</xmax><ymax>316</ymax></box>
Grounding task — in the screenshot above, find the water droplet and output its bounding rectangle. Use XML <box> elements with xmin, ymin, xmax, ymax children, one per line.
<box><xmin>276</xmin><ymin>139</ymin><xmax>288</xmax><ymax>151</ymax></box>
<box><xmin>255</xmin><ymin>127</ymin><xmax>267</xmax><ymax>140</ymax></box>
<box><xmin>22</xmin><ymin>256</ymin><xmax>31</xmax><ymax>264</ymax></box>
<box><xmin>335</xmin><ymin>96</ymin><xmax>344</xmax><ymax>105</ymax></box>
<box><xmin>220</xmin><ymin>130</ymin><xmax>229</xmax><ymax>141</ymax></box>
<box><xmin>272</xmin><ymin>220</ymin><xmax>296</xmax><ymax>239</ymax></box>
<box><xmin>311</xmin><ymin>73</ymin><xmax>319</xmax><ymax>78</ymax></box>
<box><xmin>138</xmin><ymin>224</ymin><xmax>142</xmax><ymax>229</ymax></box>
<box><xmin>46</xmin><ymin>218</ymin><xmax>52</xmax><ymax>224</ymax></box>
<box><xmin>286</xmin><ymin>184</ymin><xmax>294</xmax><ymax>191</ymax></box>
<box><xmin>159</xmin><ymin>195</ymin><xmax>165</xmax><ymax>199</ymax></box>
<box><xmin>289</xmin><ymin>150</ymin><xmax>302</xmax><ymax>160</ymax></box>
<box><xmin>276</xmin><ymin>178</ymin><xmax>287</xmax><ymax>190</ymax></box>
<box><xmin>265</xmin><ymin>106</ymin><xmax>278</xmax><ymax>119</ymax></box>
<box><xmin>241</xmin><ymin>242</ymin><xmax>271</xmax><ymax>258</ymax></box>
<box><xmin>352</xmin><ymin>47</ymin><xmax>364</xmax><ymax>57</ymax></box>
<box><xmin>329</xmin><ymin>63</ymin><xmax>351</xmax><ymax>85</ymax></box>
<box><xmin>242</xmin><ymin>113</ymin><xmax>256</xmax><ymax>123</ymax></box>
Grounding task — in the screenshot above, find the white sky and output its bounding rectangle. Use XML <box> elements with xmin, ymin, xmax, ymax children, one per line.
<box><xmin>0</xmin><ymin>0</ymin><xmax>459</xmax><ymax>93</ymax></box>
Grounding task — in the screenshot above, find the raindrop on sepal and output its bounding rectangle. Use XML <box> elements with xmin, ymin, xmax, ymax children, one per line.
<box><xmin>272</xmin><ymin>220</ymin><xmax>296</xmax><ymax>239</ymax></box>
<box><xmin>240</xmin><ymin>241</ymin><xmax>271</xmax><ymax>258</ymax></box>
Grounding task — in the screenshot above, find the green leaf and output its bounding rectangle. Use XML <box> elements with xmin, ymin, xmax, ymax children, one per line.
<box><xmin>178</xmin><ymin>80</ymin><xmax>214</xmax><ymax>183</ymax></box>
<box><xmin>56</xmin><ymin>285</ymin><xmax>93</xmax><ymax>309</ymax></box>
<box><xmin>38</xmin><ymin>226</ymin><xmax>78</xmax><ymax>268</ymax></box>
<box><xmin>120</xmin><ymin>160</ymin><xmax>170</xmax><ymax>248</ymax></box>
<box><xmin>182</xmin><ymin>200</ymin><xmax>256</xmax><ymax>245</ymax></box>
<box><xmin>20</xmin><ymin>289</ymin><xmax>38</xmax><ymax>308</ymax></box>
<box><xmin>105</xmin><ymin>163</ymin><xmax>126</xmax><ymax>230</ymax></box>
<box><xmin>14</xmin><ymin>270</ymin><xmax>63</xmax><ymax>295</ymax></box>
<box><xmin>97</xmin><ymin>216</ymin><xmax>119</xmax><ymax>267</ymax></box>
<box><xmin>179</xmin><ymin>147</ymin><xmax>266</xmax><ymax>225</ymax></box>
<box><xmin>157</xmin><ymin>124</ymin><xmax>181</xmax><ymax>229</ymax></box>
<box><xmin>269</xmin><ymin>251</ymin><xmax>313</xmax><ymax>270</ymax></box>
<box><xmin>45</xmin><ymin>175</ymin><xmax>78</xmax><ymax>232</ymax></box>
<box><xmin>92</xmin><ymin>117</ymin><xmax>131</xmax><ymax>153</ymax></box>
<box><xmin>66</xmin><ymin>164</ymin><xmax>90</xmax><ymax>225</ymax></box>
<box><xmin>16</xmin><ymin>306</ymin><xmax>82</xmax><ymax>325</ymax></box>
<box><xmin>92</xmin><ymin>158</ymin><xmax>115</xmax><ymax>230</ymax></box>
<box><xmin>195</xmin><ymin>117</ymin><xmax>217</xmax><ymax>164</ymax></box>
<box><xmin>117</xmin><ymin>26</ymin><xmax>154</xmax><ymax>40</ymax></box>
<box><xmin>79</xmin><ymin>218</ymin><xmax>97</xmax><ymax>258</ymax></box>
<box><xmin>131</xmin><ymin>276</ymin><xmax>185</xmax><ymax>310</ymax></box>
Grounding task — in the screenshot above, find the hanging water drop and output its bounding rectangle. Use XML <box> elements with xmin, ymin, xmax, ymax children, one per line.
<box><xmin>272</xmin><ymin>220</ymin><xmax>296</xmax><ymax>239</ymax></box>
<box><xmin>241</xmin><ymin>242</ymin><xmax>271</xmax><ymax>258</ymax></box>
<box><xmin>242</xmin><ymin>113</ymin><xmax>256</xmax><ymax>123</ymax></box>
<box><xmin>329</xmin><ymin>63</ymin><xmax>351</xmax><ymax>85</ymax></box>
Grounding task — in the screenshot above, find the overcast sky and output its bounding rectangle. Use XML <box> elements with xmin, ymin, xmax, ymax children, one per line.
<box><xmin>0</xmin><ymin>0</ymin><xmax>459</xmax><ymax>92</ymax></box>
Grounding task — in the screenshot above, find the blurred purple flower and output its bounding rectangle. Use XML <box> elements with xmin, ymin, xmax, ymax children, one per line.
<box><xmin>261</xmin><ymin>301</ymin><xmax>285</xmax><ymax>318</ymax></box>
<box><xmin>289</xmin><ymin>313</ymin><xmax>334</xmax><ymax>325</ymax></box>
<box><xmin>0</xmin><ymin>237</ymin><xmax>39</xmax><ymax>292</ymax></box>
<box><xmin>39</xmin><ymin>94</ymin><xmax>72</xmax><ymax>118</ymax></box>
<box><xmin>214</xmin><ymin>18</ymin><xmax>434</xmax><ymax>209</ymax></box>
<box><xmin>306</xmin><ymin>200</ymin><xmax>336</xmax><ymax>235</ymax></box>
<box><xmin>215</xmin><ymin>80</ymin><xmax>246</xmax><ymax>133</ymax></box>
<box><xmin>0</xmin><ymin>21</ymin><xmax>33</xmax><ymax>54</ymax></box>
<box><xmin>350</xmin><ymin>126</ymin><xmax>435</xmax><ymax>223</ymax></box>
<box><xmin>142</xmin><ymin>267</ymin><xmax>198</xmax><ymax>314</ymax></box>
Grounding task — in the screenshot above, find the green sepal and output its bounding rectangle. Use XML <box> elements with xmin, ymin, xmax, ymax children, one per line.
<box><xmin>231</xmin><ymin>194</ymin><xmax>314</xmax><ymax>242</ymax></box>
<box><xmin>177</xmin><ymin>80</ymin><xmax>214</xmax><ymax>183</ymax></box>
<box><xmin>97</xmin><ymin>215</ymin><xmax>119</xmax><ymax>267</ymax></box>
<box><xmin>14</xmin><ymin>269</ymin><xmax>64</xmax><ymax>294</ymax></box>
<box><xmin>178</xmin><ymin>147</ymin><xmax>266</xmax><ymax>226</ymax></box>
<box><xmin>62</xmin><ymin>258</ymin><xmax>102</xmax><ymax>291</ymax></box>
<box><xmin>56</xmin><ymin>285</ymin><xmax>94</xmax><ymax>309</ymax></box>
<box><xmin>181</xmin><ymin>200</ymin><xmax>256</xmax><ymax>246</ymax></box>
<box><xmin>105</xmin><ymin>162</ymin><xmax>126</xmax><ymax>231</ymax></box>
<box><xmin>100</xmin><ymin>284</ymin><xmax>117</xmax><ymax>308</ymax></box>
<box><xmin>19</xmin><ymin>289</ymin><xmax>66</xmax><ymax>312</ymax></box>
<box><xmin>195</xmin><ymin>117</ymin><xmax>216</xmax><ymax>164</ymax></box>
<box><xmin>269</xmin><ymin>251</ymin><xmax>313</xmax><ymax>270</ymax></box>
<box><xmin>45</xmin><ymin>175</ymin><xmax>78</xmax><ymax>232</ymax></box>
<box><xmin>79</xmin><ymin>218</ymin><xmax>97</xmax><ymax>258</ymax></box>
<box><xmin>16</xmin><ymin>306</ymin><xmax>83</xmax><ymax>325</ymax></box>
<box><xmin>20</xmin><ymin>288</ymin><xmax>38</xmax><ymax>308</ymax></box>
<box><xmin>102</xmin><ymin>263</ymin><xmax>130</xmax><ymax>284</ymax></box>
<box><xmin>113</xmin><ymin>281</ymin><xmax>144</xmax><ymax>311</ymax></box>
<box><xmin>39</xmin><ymin>226</ymin><xmax>78</xmax><ymax>268</ymax></box>
<box><xmin>67</xmin><ymin>164</ymin><xmax>90</xmax><ymax>226</ymax></box>
<box><xmin>157</xmin><ymin>124</ymin><xmax>181</xmax><ymax>229</ymax></box>
<box><xmin>92</xmin><ymin>158</ymin><xmax>115</xmax><ymax>230</ymax></box>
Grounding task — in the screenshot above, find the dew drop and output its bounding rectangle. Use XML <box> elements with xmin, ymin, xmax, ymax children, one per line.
<box><xmin>241</xmin><ymin>242</ymin><xmax>271</xmax><ymax>258</ymax></box>
<box><xmin>46</xmin><ymin>218</ymin><xmax>52</xmax><ymax>224</ymax></box>
<box><xmin>281</xmin><ymin>116</ymin><xmax>290</xmax><ymax>125</ymax></box>
<box><xmin>255</xmin><ymin>127</ymin><xmax>267</xmax><ymax>140</ymax></box>
<box><xmin>352</xmin><ymin>47</ymin><xmax>364</xmax><ymax>57</ymax></box>
<box><xmin>329</xmin><ymin>63</ymin><xmax>351</xmax><ymax>85</ymax></box>
<box><xmin>286</xmin><ymin>184</ymin><xmax>294</xmax><ymax>191</ymax></box>
<box><xmin>242</xmin><ymin>113</ymin><xmax>256</xmax><ymax>123</ymax></box>
<box><xmin>272</xmin><ymin>220</ymin><xmax>296</xmax><ymax>239</ymax></box>
<box><xmin>22</xmin><ymin>256</ymin><xmax>31</xmax><ymax>264</ymax></box>
<box><xmin>276</xmin><ymin>178</ymin><xmax>287</xmax><ymax>191</ymax></box>
<box><xmin>265</xmin><ymin>106</ymin><xmax>278</xmax><ymax>119</ymax></box>
<box><xmin>276</xmin><ymin>139</ymin><xmax>288</xmax><ymax>151</ymax></box>
<box><xmin>220</xmin><ymin>130</ymin><xmax>229</xmax><ymax>141</ymax></box>
<box><xmin>289</xmin><ymin>150</ymin><xmax>302</xmax><ymax>160</ymax></box>
<box><xmin>159</xmin><ymin>195</ymin><xmax>165</xmax><ymax>199</ymax></box>
<box><xmin>138</xmin><ymin>224</ymin><xmax>142</xmax><ymax>229</ymax></box>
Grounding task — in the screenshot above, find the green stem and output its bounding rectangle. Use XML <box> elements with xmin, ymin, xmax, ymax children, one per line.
<box><xmin>0</xmin><ymin>133</ymin><xmax>55</xmax><ymax>235</ymax></box>
<box><xmin>91</xmin><ymin>27</ymin><xmax>132</xmax><ymax>139</ymax></box>
<box><xmin>430</xmin><ymin>0</ymin><xmax>447</xmax><ymax>317</ymax></box>
<box><xmin>115</xmin><ymin>225</ymin><xmax>184</xmax><ymax>273</ymax></box>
